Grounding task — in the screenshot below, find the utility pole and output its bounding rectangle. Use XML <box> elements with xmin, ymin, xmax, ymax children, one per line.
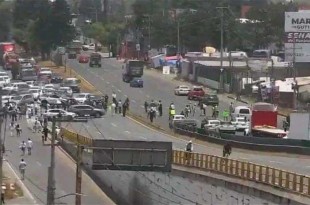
<box><xmin>47</xmin><ymin>117</ymin><xmax>56</xmax><ymax>205</ymax></box>
<box><xmin>75</xmin><ymin>135</ymin><xmax>83</xmax><ymax>205</ymax></box>
<box><xmin>148</xmin><ymin>15</ymin><xmax>151</xmax><ymax>50</ymax></box>
<box><xmin>271</xmin><ymin>59</ymin><xmax>275</xmax><ymax>104</ymax></box>
<box><xmin>177</xmin><ymin>20</ymin><xmax>180</xmax><ymax>54</ymax></box>
<box><xmin>0</xmin><ymin>87</ymin><xmax>3</xmax><ymax>205</ymax></box>
<box><xmin>293</xmin><ymin>37</ymin><xmax>297</xmax><ymax>110</ymax></box>
<box><xmin>217</xmin><ymin>7</ymin><xmax>228</xmax><ymax>93</ymax></box>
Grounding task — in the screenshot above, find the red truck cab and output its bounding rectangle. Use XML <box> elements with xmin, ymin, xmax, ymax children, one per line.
<box><xmin>188</xmin><ymin>86</ymin><xmax>205</xmax><ymax>100</ymax></box>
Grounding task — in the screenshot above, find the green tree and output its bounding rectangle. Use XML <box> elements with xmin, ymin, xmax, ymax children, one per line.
<box><xmin>0</xmin><ymin>0</ymin><xmax>13</xmax><ymax>41</ymax></box>
<box><xmin>246</xmin><ymin>2</ymin><xmax>298</xmax><ymax>49</ymax></box>
<box><xmin>15</xmin><ymin>0</ymin><xmax>75</xmax><ymax>59</ymax></box>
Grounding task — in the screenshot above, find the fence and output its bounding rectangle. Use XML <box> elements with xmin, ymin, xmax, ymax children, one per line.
<box><xmin>173</xmin><ymin>150</ymin><xmax>310</xmax><ymax>197</ymax></box>
<box><xmin>60</xmin><ymin>127</ymin><xmax>310</xmax><ymax>197</ymax></box>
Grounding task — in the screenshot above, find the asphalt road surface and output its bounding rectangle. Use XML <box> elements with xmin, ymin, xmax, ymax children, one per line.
<box><xmin>66</xmin><ymin>55</ymin><xmax>285</xmax><ymax>130</ymax></box>
<box><xmin>65</xmin><ymin>115</ymin><xmax>310</xmax><ymax>176</ymax></box>
<box><xmin>4</xmin><ymin>116</ymin><xmax>115</xmax><ymax>205</ymax></box>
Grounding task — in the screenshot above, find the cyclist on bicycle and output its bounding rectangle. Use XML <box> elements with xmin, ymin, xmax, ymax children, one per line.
<box><xmin>27</xmin><ymin>138</ymin><xmax>33</xmax><ymax>155</ymax></box>
<box><xmin>19</xmin><ymin>141</ymin><xmax>26</xmax><ymax>156</ymax></box>
<box><xmin>19</xmin><ymin>159</ymin><xmax>27</xmax><ymax>180</ymax></box>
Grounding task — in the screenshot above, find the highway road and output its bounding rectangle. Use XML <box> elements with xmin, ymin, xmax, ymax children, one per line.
<box><xmin>4</xmin><ymin>117</ymin><xmax>115</xmax><ymax>205</ymax></box>
<box><xmin>61</xmin><ymin>118</ymin><xmax>284</xmax><ymax>205</ymax></box>
<box><xmin>66</xmin><ymin>55</ymin><xmax>285</xmax><ymax>130</ymax></box>
<box><xmin>64</xmin><ymin>55</ymin><xmax>310</xmax><ymax>173</ymax></box>
<box><xmin>65</xmin><ymin>115</ymin><xmax>310</xmax><ymax>176</ymax></box>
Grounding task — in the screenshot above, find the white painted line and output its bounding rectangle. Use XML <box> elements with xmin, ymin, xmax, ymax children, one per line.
<box><xmin>111</xmin><ymin>123</ymin><xmax>117</xmax><ymax>127</ymax></box>
<box><xmin>5</xmin><ymin>161</ymin><xmax>37</xmax><ymax>203</ymax></box>
<box><xmin>140</xmin><ymin>105</ymin><xmax>145</xmax><ymax>108</ymax></box>
<box><xmin>131</xmin><ymin>100</ymin><xmax>136</xmax><ymax>103</ymax></box>
<box><xmin>107</xmin><ymin>82</ymin><xmax>110</xmax><ymax>84</ymax></box>
<box><xmin>139</xmin><ymin>136</ymin><xmax>147</xmax><ymax>139</ymax></box>
<box><xmin>118</xmin><ymin>89</ymin><xmax>122</xmax><ymax>93</ymax></box>
<box><xmin>146</xmin><ymin>95</ymin><xmax>150</xmax><ymax>98</ymax></box>
<box><xmin>100</xmin><ymin>77</ymin><xmax>105</xmax><ymax>80</ymax></box>
<box><xmin>111</xmin><ymin>85</ymin><xmax>115</xmax><ymax>88</ymax></box>
<box><xmin>96</xmin><ymin>131</ymin><xmax>102</xmax><ymax>135</ymax></box>
<box><xmin>124</xmin><ymin>131</ymin><xmax>130</xmax><ymax>134</ymax></box>
<box><xmin>36</xmin><ymin>161</ymin><xmax>42</xmax><ymax>167</ymax></box>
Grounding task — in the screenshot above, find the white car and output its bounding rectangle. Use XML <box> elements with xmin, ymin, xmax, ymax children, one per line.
<box><xmin>59</xmin><ymin>87</ymin><xmax>73</xmax><ymax>95</ymax></box>
<box><xmin>0</xmin><ymin>72</ymin><xmax>9</xmax><ymax>78</ymax></box>
<box><xmin>40</xmin><ymin>67</ymin><xmax>52</xmax><ymax>73</ymax></box>
<box><xmin>29</xmin><ymin>89</ymin><xmax>40</xmax><ymax>99</ymax></box>
<box><xmin>44</xmin><ymin>84</ymin><xmax>55</xmax><ymax>89</ymax></box>
<box><xmin>82</xmin><ymin>43</ymin><xmax>98</xmax><ymax>50</ymax></box>
<box><xmin>174</xmin><ymin>85</ymin><xmax>191</xmax><ymax>96</ymax></box>
<box><xmin>8</xmin><ymin>82</ymin><xmax>30</xmax><ymax>91</ymax></box>
<box><xmin>43</xmin><ymin>109</ymin><xmax>76</xmax><ymax>120</ymax></box>
<box><xmin>0</xmin><ymin>76</ymin><xmax>9</xmax><ymax>86</ymax></box>
<box><xmin>74</xmin><ymin>93</ymin><xmax>90</xmax><ymax>104</ymax></box>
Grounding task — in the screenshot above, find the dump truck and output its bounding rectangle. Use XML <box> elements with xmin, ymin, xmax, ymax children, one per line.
<box><xmin>122</xmin><ymin>60</ymin><xmax>144</xmax><ymax>83</ymax></box>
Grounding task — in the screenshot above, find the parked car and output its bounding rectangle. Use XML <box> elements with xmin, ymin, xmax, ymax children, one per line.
<box><xmin>58</xmin><ymin>87</ymin><xmax>73</xmax><ymax>96</ymax></box>
<box><xmin>68</xmin><ymin>104</ymin><xmax>105</xmax><ymax>117</ymax></box>
<box><xmin>199</xmin><ymin>94</ymin><xmax>219</xmax><ymax>106</ymax></box>
<box><xmin>9</xmin><ymin>82</ymin><xmax>30</xmax><ymax>93</ymax></box>
<box><xmin>174</xmin><ymin>85</ymin><xmax>190</xmax><ymax>96</ymax></box>
<box><xmin>129</xmin><ymin>78</ymin><xmax>143</xmax><ymax>87</ymax></box>
<box><xmin>29</xmin><ymin>89</ymin><xmax>40</xmax><ymax>100</ymax></box>
<box><xmin>188</xmin><ymin>86</ymin><xmax>205</xmax><ymax>100</ymax></box>
<box><xmin>78</xmin><ymin>54</ymin><xmax>89</xmax><ymax>63</ymax></box>
<box><xmin>85</xmin><ymin>95</ymin><xmax>105</xmax><ymax>107</ymax></box>
<box><xmin>50</xmin><ymin>73</ymin><xmax>63</xmax><ymax>84</ymax></box>
<box><xmin>10</xmin><ymin>94</ymin><xmax>34</xmax><ymax>105</ymax></box>
<box><xmin>62</xmin><ymin>78</ymin><xmax>81</xmax><ymax>93</ymax></box>
<box><xmin>43</xmin><ymin>109</ymin><xmax>77</xmax><ymax>120</ymax></box>
<box><xmin>73</xmin><ymin>93</ymin><xmax>91</xmax><ymax>104</ymax></box>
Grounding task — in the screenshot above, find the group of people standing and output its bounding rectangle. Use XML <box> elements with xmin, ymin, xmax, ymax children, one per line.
<box><xmin>110</xmin><ymin>92</ymin><xmax>130</xmax><ymax>117</ymax></box>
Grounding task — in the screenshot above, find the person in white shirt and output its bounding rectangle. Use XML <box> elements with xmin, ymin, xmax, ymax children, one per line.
<box><xmin>19</xmin><ymin>141</ymin><xmax>26</xmax><ymax>156</ymax></box>
<box><xmin>111</xmin><ymin>102</ymin><xmax>116</xmax><ymax>116</ymax></box>
<box><xmin>19</xmin><ymin>159</ymin><xmax>27</xmax><ymax>180</ymax></box>
<box><xmin>27</xmin><ymin>138</ymin><xmax>33</xmax><ymax>155</ymax></box>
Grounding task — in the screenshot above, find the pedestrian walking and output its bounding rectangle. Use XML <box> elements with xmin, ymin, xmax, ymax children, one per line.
<box><xmin>19</xmin><ymin>141</ymin><xmax>26</xmax><ymax>156</ymax></box>
<box><xmin>112</xmin><ymin>92</ymin><xmax>117</xmax><ymax>104</ymax></box>
<box><xmin>19</xmin><ymin>159</ymin><xmax>27</xmax><ymax>180</ymax></box>
<box><xmin>27</xmin><ymin>138</ymin><xmax>33</xmax><ymax>155</ymax></box>
<box><xmin>122</xmin><ymin>103</ymin><xmax>127</xmax><ymax>117</ymax></box>
<box><xmin>104</xmin><ymin>95</ymin><xmax>109</xmax><ymax>105</ymax></box>
<box><xmin>229</xmin><ymin>102</ymin><xmax>234</xmax><ymax>120</ymax></box>
<box><xmin>15</xmin><ymin>124</ymin><xmax>22</xmax><ymax>137</ymax></box>
<box><xmin>185</xmin><ymin>140</ymin><xmax>193</xmax><ymax>161</ymax></box>
<box><xmin>111</xmin><ymin>102</ymin><xmax>116</xmax><ymax>116</ymax></box>
<box><xmin>118</xmin><ymin>100</ymin><xmax>122</xmax><ymax>114</ymax></box>
<box><xmin>144</xmin><ymin>101</ymin><xmax>148</xmax><ymax>113</ymax></box>
<box><xmin>192</xmin><ymin>103</ymin><xmax>196</xmax><ymax>116</ymax></box>
<box><xmin>43</xmin><ymin>127</ymin><xmax>48</xmax><ymax>142</ymax></box>
<box><xmin>223</xmin><ymin>109</ymin><xmax>229</xmax><ymax>121</ymax></box>
<box><xmin>158</xmin><ymin>100</ymin><xmax>162</xmax><ymax>117</ymax></box>
<box><xmin>149</xmin><ymin>108</ymin><xmax>155</xmax><ymax>123</ymax></box>
<box><xmin>202</xmin><ymin>103</ymin><xmax>207</xmax><ymax>116</ymax></box>
<box><xmin>125</xmin><ymin>97</ymin><xmax>130</xmax><ymax>111</ymax></box>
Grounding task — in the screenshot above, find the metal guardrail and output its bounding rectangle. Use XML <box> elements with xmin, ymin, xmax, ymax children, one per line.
<box><xmin>173</xmin><ymin>150</ymin><xmax>310</xmax><ymax>197</ymax></box>
<box><xmin>60</xmin><ymin>127</ymin><xmax>310</xmax><ymax>197</ymax></box>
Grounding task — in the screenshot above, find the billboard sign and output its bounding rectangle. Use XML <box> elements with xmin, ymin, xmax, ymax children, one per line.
<box><xmin>285</xmin><ymin>12</ymin><xmax>310</xmax><ymax>62</ymax></box>
<box><xmin>285</xmin><ymin>12</ymin><xmax>310</xmax><ymax>32</ymax></box>
<box><xmin>284</xmin><ymin>43</ymin><xmax>309</xmax><ymax>62</ymax></box>
<box><xmin>92</xmin><ymin>140</ymin><xmax>172</xmax><ymax>172</ymax></box>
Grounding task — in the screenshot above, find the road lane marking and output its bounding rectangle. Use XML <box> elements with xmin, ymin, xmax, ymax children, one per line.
<box><xmin>36</xmin><ymin>161</ymin><xmax>42</xmax><ymax>167</ymax></box>
<box><xmin>107</xmin><ymin>82</ymin><xmax>110</xmax><ymax>84</ymax></box>
<box><xmin>139</xmin><ymin>136</ymin><xmax>147</xmax><ymax>139</ymax></box>
<box><xmin>111</xmin><ymin>123</ymin><xmax>117</xmax><ymax>127</ymax></box>
<box><xmin>100</xmin><ymin>77</ymin><xmax>105</xmax><ymax>80</ymax></box>
<box><xmin>146</xmin><ymin>95</ymin><xmax>150</xmax><ymax>98</ymax></box>
<box><xmin>97</xmin><ymin>131</ymin><xmax>102</xmax><ymax>135</ymax></box>
<box><xmin>124</xmin><ymin>131</ymin><xmax>130</xmax><ymax>134</ymax></box>
<box><xmin>140</xmin><ymin>105</ymin><xmax>145</xmax><ymax>108</ymax></box>
<box><xmin>111</xmin><ymin>85</ymin><xmax>115</xmax><ymax>88</ymax></box>
<box><xmin>117</xmin><ymin>89</ymin><xmax>122</xmax><ymax>93</ymax></box>
<box><xmin>131</xmin><ymin>100</ymin><xmax>136</xmax><ymax>103</ymax></box>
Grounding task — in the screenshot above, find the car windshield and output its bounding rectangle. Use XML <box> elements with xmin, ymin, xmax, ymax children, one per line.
<box><xmin>12</xmin><ymin>96</ymin><xmax>22</xmax><ymax>100</ymax></box>
<box><xmin>17</xmin><ymin>84</ymin><xmax>29</xmax><ymax>89</ymax></box>
<box><xmin>239</xmin><ymin>109</ymin><xmax>250</xmax><ymax>114</ymax></box>
<box><xmin>75</xmin><ymin>94</ymin><xmax>86</xmax><ymax>98</ymax></box>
